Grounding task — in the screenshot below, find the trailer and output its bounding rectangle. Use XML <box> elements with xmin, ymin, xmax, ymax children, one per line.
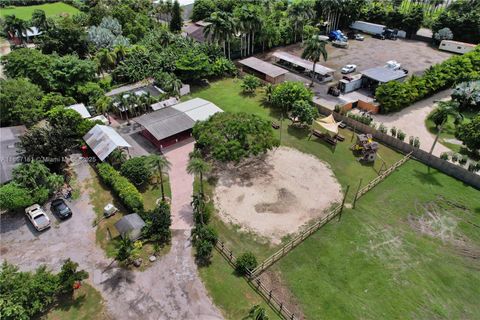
<box><xmin>350</xmin><ymin>21</ymin><xmax>385</xmax><ymax>35</ymax></box>
<box><xmin>338</xmin><ymin>74</ymin><xmax>363</xmax><ymax>93</ymax></box>
<box><xmin>439</xmin><ymin>40</ymin><xmax>476</xmax><ymax>54</ymax></box>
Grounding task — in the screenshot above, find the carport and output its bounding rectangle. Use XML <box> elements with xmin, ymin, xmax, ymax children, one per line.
<box><xmin>238</xmin><ymin>57</ymin><xmax>288</xmax><ymax>84</ymax></box>
<box><xmin>272</xmin><ymin>51</ymin><xmax>334</xmax><ymax>83</ymax></box>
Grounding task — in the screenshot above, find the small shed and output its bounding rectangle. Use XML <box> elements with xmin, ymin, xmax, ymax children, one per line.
<box><xmin>83</xmin><ymin>125</ymin><xmax>131</xmax><ymax>161</ymax></box>
<box><xmin>238</xmin><ymin>57</ymin><xmax>288</xmax><ymax>84</ymax></box>
<box><xmin>360</xmin><ymin>67</ymin><xmax>407</xmax><ymax>90</ymax></box>
<box><xmin>114</xmin><ymin>213</ymin><xmax>146</xmax><ymax>240</ymax></box>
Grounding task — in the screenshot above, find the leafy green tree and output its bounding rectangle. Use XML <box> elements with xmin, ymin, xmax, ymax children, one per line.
<box><xmin>146</xmin><ymin>155</ymin><xmax>171</xmax><ymax>201</ymax></box>
<box><xmin>301</xmin><ymin>36</ymin><xmax>328</xmax><ymax>86</ymax></box>
<box><xmin>40</xmin><ymin>93</ymin><xmax>76</xmax><ymax>112</ymax></box>
<box><xmin>434</xmin><ymin>27</ymin><xmax>453</xmax><ymax>43</ymax></box>
<box><xmin>191</xmin><ymin>193</ymin><xmax>210</xmax><ymax>224</ymax></box>
<box><xmin>187</xmin><ymin>157</ymin><xmax>211</xmax><ymax>196</ymax></box>
<box><xmin>31</xmin><ymin>9</ymin><xmax>49</xmax><ymax>32</ymax></box>
<box><xmin>428</xmin><ymin>101</ymin><xmax>463</xmax><ymax>154</ymax></box>
<box><xmin>290</xmin><ymin>99</ymin><xmax>318</xmax><ymax>125</ymax></box>
<box><xmin>174</xmin><ymin>49</ymin><xmax>211</xmax><ymax>81</ymax></box>
<box><xmin>115</xmin><ymin>237</ymin><xmax>135</xmax><ymax>264</ymax></box>
<box><xmin>455</xmin><ymin>115</ymin><xmax>480</xmax><ymax>151</ymax></box>
<box><xmin>452</xmin><ymin>81</ymin><xmax>480</xmax><ymax>111</ymax></box>
<box><xmin>288</xmin><ymin>0</ymin><xmax>315</xmax><ymax>42</ymax></box>
<box><xmin>106</xmin><ymin>148</ymin><xmax>127</xmax><ymax>170</ymax></box>
<box><xmin>154</xmin><ymin>71</ymin><xmax>182</xmax><ymax>96</ymax></box>
<box><xmin>0</xmin><ymin>78</ymin><xmax>44</xmax><ymax>127</ymax></box>
<box><xmin>235</xmin><ymin>251</ymin><xmax>257</xmax><ymax>276</ymax></box>
<box><xmin>194</xmin><ymin>239</ymin><xmax>214</xmax><ymax>265</ymax></box>
<box><xmin>271</xmin><ymin>81</ymin><xmax>313</xmax><ymax>113</ymax></box>
<box><xmin>142</xmin><ymin>201</ymin><xmax>172</xmax><ymax>244</ymax></box>
<box><xmin>192</xmin><ymin>224</ymin><xmax>218</xmax><ymax>265</ymax></box>
<box><xmin>244</xmin><ymin>305</ymin><xmax>269</xmax><ymax>320</ymax></box>
<box><xmin>241</xmin><ymin>75</ymin><xmax>261</xmax><ymax>94</ymax></box>
<box><xmin>211</xmin><ymin>57</ymin><xmax>236</xmax><ymax>77</ymax></box>
<box><xmin>191</xmin><ymin>0</ymin><xmax>217</xmax><ymax>21</ymax></box>
<box><xmin>121</xmin><ymin>156</ymin><xmax>152</xmax><ymax>186</ymax></box>
<box><xmin>2</xmin><ymin>15</ymin><xmax>32</xmax><ymax>43</ymax></box>
<box><xmin>169</xmin><ymin>0</ymin><xmax>183</xmax><ymax>33</ymax></box>
<box><xmin>0</xmin><ymin>183</ymin><xmax>33</xmax><ymax>211</ymax></box>
<box><xmin>76</xmin><ymin>82</ymin><xmax>105</xmax><ymax>105</ymax></box>
<box><xmin>47</xmin><ymin>106</ymin><xmax>85</xmax><ymax>137</ymax></box>
<box><xmin>0</xmin><ymin>262</ymin><xmax>59</xmax><ymax>320</ymax></box>
<box><xmin>57</xmin><ymin>259</ymin><xmax>88</xmax><ymax>295</ymax></box>
<box><xmin>193</xmin><ymin>112</ymin><xmax>279</xmax><ymax>162</ymax></box>
<box><xmin>432</xmin><ymin>0</ymin><xmax>480</xmax><ymax>43</ymax></box>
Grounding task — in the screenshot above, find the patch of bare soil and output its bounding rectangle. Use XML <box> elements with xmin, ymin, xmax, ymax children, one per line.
<box><xmin>213</xmin><ymin>147</ymin><xmax>342</xmax><ymax>244</ymax></box>
<box><xmin>258</xmin><ymin>270</ymin><xmax>305</xmax><ymax>319</ymax></box>
<box><xmin>408</xmin><ymin>198</ymin><xmax>480</xmax><ymax>262</ymax></box>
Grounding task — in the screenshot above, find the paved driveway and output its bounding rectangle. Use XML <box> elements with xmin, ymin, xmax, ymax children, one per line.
<box><xmin>0</xmin><ymin>154</ymin><xmax>222</xmax><ymax>320</ymax></box>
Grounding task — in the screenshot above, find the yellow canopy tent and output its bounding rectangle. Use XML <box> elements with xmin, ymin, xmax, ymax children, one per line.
<box><xmin>313</xmin><ymin>114</ymin><xmax>341</xmax><ymax>135</ymax></box>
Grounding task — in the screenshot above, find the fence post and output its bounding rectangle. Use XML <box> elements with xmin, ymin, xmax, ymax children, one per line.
<box><xmin>352</xmin><ymin>178</ymin><xmax>363</xmax><ymax>209</ymax></box>
<box><xmin>338</xmin><ymin>185</ymin><xmax>350</xmax><ymax>222</ymax></box>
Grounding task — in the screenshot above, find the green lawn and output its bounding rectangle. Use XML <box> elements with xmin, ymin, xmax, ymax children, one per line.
<box><xmin>1</xmin><ymin>2</ymin><xmax>79</xmax><ymax>20</ymax></box>
<box><xmin>273</xmin><ymin>160</ymin><xmax>480</xmax><ymax>319</ymax></box>
<box><xmin>425</xmin><ymin>110</ymin><xmax>476</xmax><ymax>153</ymax></box>
<box><xmin>86</xmin><ymin>166</ymin><xmax>171</xmax><ymax>266</ymax></box>
<box><xmin>45</xmin><ymin>283</ymin><xmax>108</xmax><ymax>320</ymax></box>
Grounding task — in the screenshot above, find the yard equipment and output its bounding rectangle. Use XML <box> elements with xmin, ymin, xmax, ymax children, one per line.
<box><xmin>351</xmin><ymin>134</ymin><xmax>379</xmax><ymax>162</ymax></box>
<box><xmin>104</xmin><ymin>203</ymin><xmax>118</xmax><ymax>218</ymax></box>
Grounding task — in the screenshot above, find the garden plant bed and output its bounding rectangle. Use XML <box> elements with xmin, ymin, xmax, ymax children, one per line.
<box><xmin>213</xmin><ymin>147</ymin><xmax>342</xmax><ymax>244</ymax></box>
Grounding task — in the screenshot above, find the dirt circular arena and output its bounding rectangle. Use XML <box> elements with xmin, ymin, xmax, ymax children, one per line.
<box><xmin>213</xmin><ymin>147</ymin><xmax>343</xmax><ymax>244</ymax></box>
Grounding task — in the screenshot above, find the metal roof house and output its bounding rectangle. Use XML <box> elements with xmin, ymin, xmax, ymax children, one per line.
<box><xmin>238</xmin><ymin>57</ymin><xmax>289</xmax><ymax>84</ymax></box>
<box><xmin>83</xmin><ymin>125</ymin><xmax>131</xmax><ymax>161</ymax></box>
<box><xmin>360</xmin><ymin>66</ymin><xmax>407</xmax><ymax>90</ymax></box>
<box><xmin>0</xmin><ymin>126</ymin><xmax>26</xmax><ymax>184</ymax></box>
<box><xmin>135</xmin><ymin>98</ymin><xmax>222</xmax><ymax>149</ymax></box>
<box><xmin>272</xmin><ymin>51</ymin><xmax>334</xmax><ymax>82</ymax></box>
<box><xmin>114</xmin><ymin>213</ymin><xmax>146</xmax><ymax>241</ymax></box>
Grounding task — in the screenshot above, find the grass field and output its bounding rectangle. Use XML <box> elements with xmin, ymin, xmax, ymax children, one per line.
<box><xmin>425</xmin><ymin>110</ymin><xmax>476</xmax><ymax>153</ymax></box>
<box><xmin>274</xmin><ymin>160</ymin><xmax>480</xmax><ymax>319</ymax></box>
<box><xmin>0</xmin><ymin>2</ymin><xmax>79</xmax><ymax>20</ymax></box>
<box><xmin>46</xmin><ymin>283</ymin><xmax>108</xmax><ymax>320</ymax></box>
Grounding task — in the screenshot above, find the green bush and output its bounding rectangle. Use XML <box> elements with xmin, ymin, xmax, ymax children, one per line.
<box><xmin>440</xmin><ymin>152</ymin><xmax>449</xmax><ymax>160</ymax></box>
<box><xmin>413</xmin><ymin>137</ymin><xmax>420</xmax><ymax>148</ymax></box>
<box><xmin>346</xmin><ymin>112</ymin><xmax>373</xmax><ymax>125</ymax></box>
<box><xmin>459</xmin><ymin>155</ymin><xmax>468</xmax><ymax>165</ymax></box>
<box><xmin>235</xmin><ymin>252</ymin><xmax>257</xmax><ymax>276</ymax></box>
<box><xmin>468</xmin><ymin>162</ymin><xmax>478</xmax><ymax>172</ymax></box>
<box><xmin>376</xmin><ymin>46</ymin><xmax>480</xmax><ymax>113</ymax></box>
<box><xmin>378</xmin><ymin>123</ymin><xmax>388</xmax><ymax>134</ymax></box>
<box><xmin>397</xmin><ymin>130</ymin><xmax>406</xmax><ymax>141</ymax></box>
<box><xmin>120</xmin><ymin>156</ymin><xmax>152</xmax><ymax>186</ymax></box>
<box><xmin>97</xmin><ymin>163</ymin><xmax>144</xmax><ymax>212</ymax></box>
<box><xmin>390</xmin><ymin>126</ymin><xmax>397</xmax><ymax>137</ymax></box>
<box><xmin>241</xmin><ymin>75</ymin><xmax>262</xmax><ymax>94</ymax></box>
<box><xmin>452</xmin><ymin>153</ymin><xmax>459</xmax><ymax>162</ymax></box>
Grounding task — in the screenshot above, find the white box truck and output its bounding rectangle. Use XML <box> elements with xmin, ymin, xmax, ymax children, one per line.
<box><xmin>439</xmin><ymin>40</ymin><xmax>476</xmax><ymax>54</ymax></box>
<box><xmin>350</xmin><ymin>21</ymin><xmax>385</xmax><ymax>35</ymax></box>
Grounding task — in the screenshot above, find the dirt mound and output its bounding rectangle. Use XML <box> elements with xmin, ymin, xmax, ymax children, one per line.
<box><xmin>213</xmin><ymin>147</ymin><xmax>342</xmax><ymax>244</ymax></box>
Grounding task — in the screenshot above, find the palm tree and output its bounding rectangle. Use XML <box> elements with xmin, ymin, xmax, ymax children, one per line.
<box><xmin>95</xmin><ymin>96</ymin><xmax>112</xmax><ymax>123</ymax></box>
<box><xmin>138</xmin><ymin>92</ymin><xmax>154</xmax><ymax>114</ymax></box>
<box><xmin>113</xmin><ymin>44</ymin><xmax>128</xmax><ymax>64</ymax></box>
<box><xmin>428</xmin><ymin>100</ymin><xmax>463</xmax><ymax>154</ymax></box>
<box><xmin>234</xmin><ymin>5</ymin><xmax>261</xmax><ymax>57</ymax></box>
<box><xmin>147</xmin><ymin>155</ymin><xmax>171</xmax><ymax>202</ymax></box>
<box><xmin>3</xmin><ymin>15</ymin><xmax>33</xmax><ymax>44</ymax></box>
<box><xmin>187</xmin><ymin>157</ymin><xmax>211</xmax><ymax>196</ymax></box>
<box><xmin>288</xmin><ymin>0</ymin><xmax>315</xmax><ymax>43</ymax></box>
<box><xmin>95</xmin><ymin>48</ymin><xmax>116</xmax><ymax>75</ymax></box>
<box><xmin>204</xmin><ymin>11</ymin><xmax>235</xmax><ymax>59</ymax></box>
<box><xmin>301</xmin><ymin>37</ymin><xmax>328</xmax><ymax>86</ymax></box>
<box><xmin>243</xmin><ymin>305</ymin><xmax>269</xmax><ymax>320</ymax></box>
<box><xmin>31</xmin><ymin>9</ymin><xmax>49</xmax><ymax>32</ymax></box>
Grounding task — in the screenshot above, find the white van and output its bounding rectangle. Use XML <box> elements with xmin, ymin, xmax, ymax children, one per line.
<box><xmin>439</xmin><ymin>40</ymin><xmax>476</xmax><ymax>54</ymax></box>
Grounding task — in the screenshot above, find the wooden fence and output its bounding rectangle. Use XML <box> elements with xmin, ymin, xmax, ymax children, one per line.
<box><xmin>250</xmin><ymin>204</ymin><xmax>343</xmax><ymax>278</ymax></box>
<box><xmin>214</xmin><ymin>240</ymin><xmax>297</xmax><ymax>320</ymax></box>
<box><xmin>354</xmin><ymin>152</ymin><xmax>412</xmax><ymax>202</ymax></box>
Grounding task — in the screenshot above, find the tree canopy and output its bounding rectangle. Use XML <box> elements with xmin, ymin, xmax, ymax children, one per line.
<box><xmin>455</xmin><ymin>115</ymin><xmax>480</xmax><ymax>151</ymax></box>
<box><xmin>271</xmin><ymin>81</ymin><xmax>313</xmax><ymax>112</ymax></box>
<box><xmin>192</xmin><ymin>112</ymin><xmax>279</xmax><ymax>162</ymax></box>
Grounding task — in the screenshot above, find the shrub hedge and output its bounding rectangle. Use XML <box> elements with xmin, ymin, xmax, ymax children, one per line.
<box><xmin>97</xmin><ymin>163</ymin><xmax>144</xmax><ymax>212</ymax></box>
<box><xmin>376</xmin><ymin>46</ymin><xmax>480</xmax><ymax>113</ymax></box>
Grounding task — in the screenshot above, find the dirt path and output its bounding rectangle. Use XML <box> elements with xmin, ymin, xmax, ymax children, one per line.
<box><xmin>0</xmin><ymin>153</ymin><xmax>222</xmax><ymax>320</ymax></box>
<box><xmin>372</xmin><ymin>90</ymin><xmax>452</xmax><ymax>157</ymax></box>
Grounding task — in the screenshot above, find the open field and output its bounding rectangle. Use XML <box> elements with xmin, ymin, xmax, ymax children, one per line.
<box><xmin>260</xmin><ymin>36</ymin><xmax>452</xmax><ymax>81</ymax></box>
<box><xmin>0</xmin><ymin>2</ymin><xmax>79</xmax><ymax>20</ymax></box>
<box><xmin>214</xmin><ymin>147</ymin><xmax>342</xmax><ymax>244</ymax></box>
<box><xmin>272</xmin><ymin>160</ymin><xmax>480</xmax><ymax>319</ymax></box>
<box><xmin>45</xmin><ymin>283</ymin><xmax>109</xmax><ymax>320</ymax></box>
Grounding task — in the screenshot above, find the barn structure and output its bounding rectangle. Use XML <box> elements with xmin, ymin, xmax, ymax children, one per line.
<box><xmin>135</xmin><ymin>98</ymin><xmax>222</xmax><ymax>149</ymax></box>
<box><xmin>238</xmin><ymin>57</ymin><xmax>288</xmax><ymax>84</ymax></box>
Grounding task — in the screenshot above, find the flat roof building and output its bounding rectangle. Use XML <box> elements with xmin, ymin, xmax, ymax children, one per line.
<box><xmin>360</xmin><ymin>66</ymin><xmax>407</xmax><ymax>91</ymax></box>
<box><xmin>238</xmin><ymin>57</ymin><xmax>288</xmax><ymax>84</ymax></box>
<box><xmin>135</xmin><ymin>98</ymin><xmax>222</xmax><ymax>149</ymax></box>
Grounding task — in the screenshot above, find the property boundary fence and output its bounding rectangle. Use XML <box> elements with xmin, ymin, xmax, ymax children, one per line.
<box><xmin>315</xmin><ymin>104</ymin><xmax>480</xmax><ymax>190</ymax></box>
<box><xmin>214</xmin><ymin>240</ymin><xmax>297</xmax><ymax>320</ymax></box>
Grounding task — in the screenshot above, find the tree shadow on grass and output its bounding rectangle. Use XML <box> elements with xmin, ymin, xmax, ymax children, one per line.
<box><xmin>412</xmin><ymin>169</ymin><xmax>443</xmax><ymax>187</ymax></box>
<box><xmin>54</xmin><ymin>292</ymin><xmax>88</xmax><ymax>313</ymax></box>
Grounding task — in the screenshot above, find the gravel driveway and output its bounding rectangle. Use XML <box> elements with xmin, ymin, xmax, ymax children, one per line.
<box><xmin>0</xmin><ymin>154</ymin><xmax>222</xmax><ymax>320</ymax></box>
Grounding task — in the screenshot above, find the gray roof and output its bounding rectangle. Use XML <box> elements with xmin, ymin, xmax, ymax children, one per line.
<box><xmin>114</xmin><ymin>213</ymin><xmax>146</xmax><ymax>236</ymax></box>
<box><xmin>272</xmin><ymin>51</ymin><xmax>335</xmax><ymax>75</ymax></box>
<box><xmin>360</xmin><ymin>67</ymin><xmax>407</xmax><ymax>83</ymax></box>
<box><xmin>239</xmin><ymin>57</ymin><xmax>289</xmax><ymax>78</ymax></box>
<box><xmin>135</xmin><ymin>98</ymin><xmax>222</xmax><ymax>141</ymax></box>
<box><xmin>106</xmin><ymin>80</ymin><xmax>164</xmax><ymax>97</ymax></box>
<box><xmin>0</xmin><ymin>126</ymin><xmax>26</xmax><ymax>184</ymax></box>
<box><xmin>83</xmin><ymin>125</ymin><xmax>131</xmax><ymax>161</ymax></box>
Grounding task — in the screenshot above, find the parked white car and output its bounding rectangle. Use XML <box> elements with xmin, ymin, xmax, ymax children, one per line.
<box><xmin>25</xmin><ymin>204</ymin><xmax>51</xmax><ymax>231</ymax></box>
<box><xmin>354</xmin><ymin>34</ymin><xmax>365</xmax><ymax>41</ymax></box>
<box><xmin>341</xmin><ymin>64</ymin><xmax>357</xmax><ymax>74</ymax></box>
<box><xmin>385</xmin><ymin>60</ymin><xmax>401</xmax><ymax>70</ymax></box>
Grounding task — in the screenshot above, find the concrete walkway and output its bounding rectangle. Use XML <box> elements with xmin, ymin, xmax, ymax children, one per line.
<box><xmin>0</xmin><ymin>153</ymin><xmax>222</xmax><ymax>320</ymax></box>
<box><xmin>372</xmin><ymin>89</ymin><xmax>452</xmax><ymax>157</ymax></box>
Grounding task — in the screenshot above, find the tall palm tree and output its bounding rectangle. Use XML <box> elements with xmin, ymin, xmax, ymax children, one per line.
<box><xmin>95</xmin><ymin>96</ymin><xmax>112</xmax><ymax>124</ymax></box>
<box><xmin>428</xmin><ymin>100</ymin><xmax>463</xmax><ymax>154</ymax></box>
<box><xmin>138</xmin><ymin>92</ymin><xmax>154</xmax><ymax>114</ymax></box>
<box><xmin>234</xmin><ymin>5</ymin><xmax>261</xmax><ymax>56</ymax></box>
<box><xmin>95</xmin><ymin>48</ymin><xmax>116</xmax><ymax>75</ymax></box>
<box><xmin>204</xmin><ymin>11</ymin><xmax>235</xmax><ymax>59</ymax></box>
<box><xmin>147</xmin><ymin>155</ymin><xmax>171</xmax><ymax>202</ymax></box>
<box><xmin>288</xmin><ymin>0</ymin><xmax>315</xmax><ymax>43</ymax></box>
<box><xmin>187</xmin><ymin>157</ymin><xmax>211</xmax><ymax>196</ymax></box>
<box><xmin>113</xmin><ymin>44</ymin><xmax>128</xmax><ymax>64</ymax></box>
<box><xmin>301</xmin><ymin>37</ymin><xmax>328</xmax><ymax>86</ymax></box>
